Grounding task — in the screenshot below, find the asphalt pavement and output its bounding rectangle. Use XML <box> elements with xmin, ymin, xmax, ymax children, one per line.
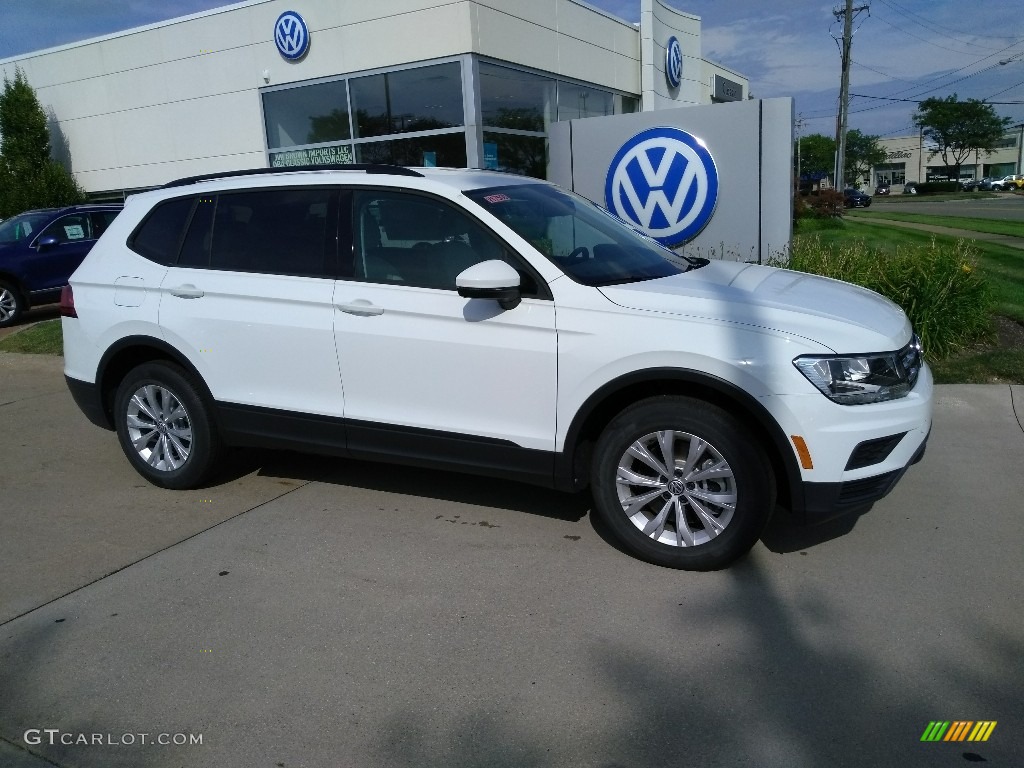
<box><xmin>1</xmin><ymin>353</ymin><xmax>1022</xmax><ymax>768</ymax></box>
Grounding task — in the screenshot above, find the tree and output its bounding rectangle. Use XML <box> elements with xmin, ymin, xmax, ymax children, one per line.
<box><xmin>912</xmin><ymin>94</ymin><xmax>1012</xmax><ymax>183</ymax></box>
<box><xmin>0</xmin><ymin>67</ymin><xmax>84</xmax><ymax>217</ymax></box>
<box><xmin>843</xmin><ymin>129</ymin><xmax>886</xmax><ymax>188</ymax></box>
<box><xmin>796</xmin><ymin>133</ymin><xmax>835</xmax><ymax>179</ymax></box>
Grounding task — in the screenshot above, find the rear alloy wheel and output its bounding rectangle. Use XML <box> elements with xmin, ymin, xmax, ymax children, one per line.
<box><xmin>592</xmin><ymin>396</ymin><xmax>775</xmax><ymax>570</ymax></box>
<box><xmin>0</xmin><ymin>281</ymin><xmax>25</xmax><ymax>327</ymax></box>
<box><xmin>114</xmin><ymin>362</ymin><xmax>222</xmax><ymax>489</ymax></box>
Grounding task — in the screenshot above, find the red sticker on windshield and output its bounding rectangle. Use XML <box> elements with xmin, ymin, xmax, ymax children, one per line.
<box><xmin>483</xmin><ymin>193</ymin><xmax>511</xmax><ymax>203</ymax></box>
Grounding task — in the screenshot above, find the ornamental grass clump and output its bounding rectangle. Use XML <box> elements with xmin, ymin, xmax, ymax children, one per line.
<box><xmin>776</xmin><ymin>236</ymin><xmax>992</xmax><ymax>359</ymax></box>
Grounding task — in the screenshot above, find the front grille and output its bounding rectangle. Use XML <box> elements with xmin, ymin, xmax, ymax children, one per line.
<box><xmin>845</xmin><ymin>433</ymin><xmax>908</xmax><ymax>470</ymax></box>
<box><xmin>837</xmin><ymin>470</ymin><xmax>899</xmax><ymax>507</ymax></box>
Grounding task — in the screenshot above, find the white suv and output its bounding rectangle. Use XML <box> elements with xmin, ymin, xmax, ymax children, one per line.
<box><xmin>61</xmin><ymin>165</ymin><xmax>932</xmax><ymax>570</ymax></box>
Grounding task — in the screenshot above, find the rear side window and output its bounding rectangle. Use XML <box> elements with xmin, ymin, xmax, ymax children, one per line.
<box><xmin>177</xmin><ymin>188</ymin><xmax>337</xmax><ymax>277</ymax></box>
<box><xmin>129</xmin><ymin>197</ymin><xmax>195</xmax><ymax>265</ymax></box>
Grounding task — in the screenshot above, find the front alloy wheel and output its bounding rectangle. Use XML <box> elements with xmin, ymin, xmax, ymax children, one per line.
<box><xmin>592</xmin><ymin>396</ymin><xmax>775</xmax><ymax>570</ymax></box>
<box><xmin>615</xmin><ymin>429</ymin><xmax>737</xmax><ymax>548</ymax></box>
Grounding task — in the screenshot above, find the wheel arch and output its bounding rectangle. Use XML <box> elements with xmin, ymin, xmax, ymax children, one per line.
<box><xmin>95</xmin><ymin>336</ymin><xmax>212</xmax><ymax>429</ymax></box>
<box><xmin>557</xmin><ymin>368</ymin><xmax>803</xmax><ymax>514</ymax></box>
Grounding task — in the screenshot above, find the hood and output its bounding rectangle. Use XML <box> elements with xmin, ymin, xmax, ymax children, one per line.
<box><xmin>598</xmin><ymin>260</ymin><xmax>912</xmax><ymax>353</ymax></box>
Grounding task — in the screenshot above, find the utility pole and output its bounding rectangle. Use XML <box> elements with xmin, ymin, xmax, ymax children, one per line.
<box><xmin>833</xmin><ymin>0</ymin><xmax>869</xmax><ymax>189</ymax></box>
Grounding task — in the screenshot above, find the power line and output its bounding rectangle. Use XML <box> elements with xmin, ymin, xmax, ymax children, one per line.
<box><xmin>850</xmin><ymin>93</ymin><xmax>1024</xmax><ymax>105</ymax></box>
<box><xmin>873</xmin><ymin>0</ymin><xmax>1016</xmax><ymax>53</ymax></box>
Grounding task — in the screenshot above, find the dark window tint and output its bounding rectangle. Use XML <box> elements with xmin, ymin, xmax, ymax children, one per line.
<box><xmin>354</xmin><ymin>131</ymin><xmax>467</xmax><ymax>168</ymax></box>
<box><xmin>350</xmin><ymin>62</ymin><xmax>463</xmax><ymax>139</ymax></box>
<box><xmin>89</xmin><ymin>210</ymin><xmax>120</xmax><ymax>239</ymax></box>
<box><xmin>207</xmin><ymin>188</ymin><xmax>335</xmax><ymax>277</ymax></box>
<box><xmin>352</xmin><ymin>190</ymin><xmax>537</xmax><ymax>293</ymax></box>
<box><xmin>129</xmin><ymin>197</ymin><xmax>195</xmax><ymax>264</ymax></box>
<box><xmin>178</xmin><ymin>197</ymin><xmax>216</xmax><ymax>268</ymax></box>
<box><xmin>263</xmin><ymin>79</ymin><xmax>351</xmax><ymax>149</ymax></box>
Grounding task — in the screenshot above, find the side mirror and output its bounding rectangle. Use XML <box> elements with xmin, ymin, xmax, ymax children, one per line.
<box><xmin>36</xmin><ymin>235</ymin><xmax>60</xmax><ymax>251</ymax></box>
<box><xmin>456</xmin><ymin>260</ymin><xmax>522</xmax><ymax>310</ymax></box>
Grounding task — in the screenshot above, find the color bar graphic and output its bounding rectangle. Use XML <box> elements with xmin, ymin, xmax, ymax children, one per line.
<box><xmin>920</xmin><ymin>721</ymin><xmax>996</xmax><ymax>742</ymax></box>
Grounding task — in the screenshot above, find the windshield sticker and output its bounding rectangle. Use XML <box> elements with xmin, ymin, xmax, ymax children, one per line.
<box><xmin>483</xmin><ymin>193</ymin><xmax>511</xmax><ymax>204</ymax></box>
<box><xmin>64</xmin><ymin>224</ymin><xmax>85</xmax><ymax>240</ymax></box>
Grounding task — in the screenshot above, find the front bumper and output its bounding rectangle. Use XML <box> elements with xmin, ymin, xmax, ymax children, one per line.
<box><xmin>798</xmin><ymin>430</ymin><xmax>928</xmax><ymax>524</ymax></box>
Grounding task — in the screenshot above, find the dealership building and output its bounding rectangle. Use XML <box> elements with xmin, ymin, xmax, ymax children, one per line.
<box><xmin>870</xmin><ymin>128</ymin><xmax>1024</xmax><ymax>191</ymax></box>
<box><xmin>0</xmin><ymin>0</ymin><xmax>749</xmax><ymax>199</ymax></box>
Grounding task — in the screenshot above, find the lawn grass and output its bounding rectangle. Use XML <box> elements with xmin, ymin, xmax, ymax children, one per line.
<box><xmin>0</xmin><ymin>319</ymin><xmax>64</xmax><ymax>355</ymax></box>
<box><xmin>848</xmin><ymin>210</ymin><xmax>1024</xmax><ymax>238</ymax></box>
<box><xmin>792</xmin><ymin>218</ymin><xmax>1024</xmax><ymax>382</ymax></box>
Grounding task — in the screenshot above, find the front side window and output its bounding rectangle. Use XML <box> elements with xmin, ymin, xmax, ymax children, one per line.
<box><xmin>351</xmin><ymin>190</ymin><xmax>531</xmax><ymax>292</ymax></box>
<box><xmin>467</xmin><ymin>184</ymin><xmax>702</xmax><ymax>286</ymax></box>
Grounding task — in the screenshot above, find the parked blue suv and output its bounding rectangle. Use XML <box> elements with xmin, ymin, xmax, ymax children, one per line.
<box><xmin>0</xmin><ymin>204</ymin><xmax>122</xmax><ymax>326</ymax></box>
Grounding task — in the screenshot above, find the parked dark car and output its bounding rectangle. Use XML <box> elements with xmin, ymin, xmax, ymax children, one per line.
<box><xmin>960</xmin><ymin>179</ymin><xmax>979</xmax><ymax>191</ymax></box>
<box><xmin>875</xmin><ymin>183</ymin><xmax>890</xmax><ymax>196</ymax></box>
<box><xmin>0</xmin><ymin>204</ymin><xmax>122</xmax><ymax>327</ymax></box>
<box><xmin>902</xmin><ymin>182</ymin><xmax>918</xmax><ymax>195</ymax></box>
<box><xmin>977</xmin><ymin>177</ymin><xmax>996</xmax><ymax>191</ymax></box>
<box><xmin>843</xmin><ymin>188</ymin><xmax>872</xmax><ymax>208</ymax></box>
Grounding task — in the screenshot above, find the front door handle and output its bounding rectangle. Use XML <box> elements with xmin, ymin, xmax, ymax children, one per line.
<box><xmin>336</xmin><ymin>300</ymin><xmax>384</xmax><ymax>316</ymax></box>
<box><xmin>169</xmin><ymin>284</ymin><xmax>204</xmax><ymax>299</ymax></box>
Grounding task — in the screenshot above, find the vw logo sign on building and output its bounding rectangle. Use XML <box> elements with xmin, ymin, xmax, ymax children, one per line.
<box><xmin>274</xmin><ymin>11</ymin><xmax>310</xmax><ymax>60</ymax></box>
<box><xmin>604</xmin><ymin>127</ymin><xmax>719</xmax><ymax>247</ymax></box>
<box><xmin>665</xmin><ymin>36</ymin><xmax>682</xmax><ymax>89</ymax></box>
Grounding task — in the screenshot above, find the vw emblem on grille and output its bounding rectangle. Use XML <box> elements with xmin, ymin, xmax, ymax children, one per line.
<box><xmin>275</xmin><ymin>11</ymin><xmax>310</xmax><ymax>60</ymax></box>
<box><xmin>604</xmin><ymin>127</ymin><xmax>719</xmax><ymax>247</ymax></box>
<box><xmin>665</xmin><ymin>36</ymin><xmax>682</xmax><ymax>88</ymax></box>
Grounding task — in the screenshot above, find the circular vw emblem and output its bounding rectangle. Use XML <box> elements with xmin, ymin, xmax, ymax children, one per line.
<box><xmin>604</xmin><ymin>127</ymin><xmax>719</xmax><ymax>247</ymax></box>
<box><xmin>665</xmin><ymin>36</ymin><xmax>682</xmax><ymax>88</ymax></box>
<box><xmin>275</xmin><ymin>11</ymin><xmax>310</xmax><ymax>60</ymax></box>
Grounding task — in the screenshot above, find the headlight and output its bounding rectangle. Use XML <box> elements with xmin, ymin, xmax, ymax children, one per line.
<box><xmin>794</xmin><ymin>335</ymin><xmax>923</xmax><ymax>405</ymax></box>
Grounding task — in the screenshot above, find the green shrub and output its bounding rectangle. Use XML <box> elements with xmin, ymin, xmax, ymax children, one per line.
<box><xmin>913</xmin><ymin>181</ymin><xmax>959</xmax><ymax>196</ymax></box>
<box><xmin>772</xmin><ymin>236</ymin><xmax>992</xmax><ymax>358</ymax></box>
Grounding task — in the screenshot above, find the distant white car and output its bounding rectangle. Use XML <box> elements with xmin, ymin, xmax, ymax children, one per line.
<box><xmin>60</xmin><ymin>164</ymin><xmax>933</xmax><ymax>570</ymax></box>
<box><xmin>990</xmin><ymin>174</ymin><xmax>1024</xmax><ymax>191</ymax></box>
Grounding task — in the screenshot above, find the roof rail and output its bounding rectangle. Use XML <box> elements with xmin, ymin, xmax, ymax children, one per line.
<box><xmin>161</xmin><ymin>163</ymin><xmax>424</xmax><ymax>189</ymax></box>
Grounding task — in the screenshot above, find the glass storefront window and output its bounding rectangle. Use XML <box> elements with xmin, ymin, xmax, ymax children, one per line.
<box><xmin>617</xmin><ymin>94</ymin><xmax>640</xmax><ymax>114</ymax></box>
<box><xmin>480</xmin><ymin>63</ymin><xmax>555</xmax><ymax>131</ymax></box>
<box><xmin>355</xmin><ymin>132</ymin><xmax>467</xmax><ymax>167</ymax></box>
<box><xmin>263</xmin><ymin>80</ymin><xmax>350</xmax><ymax>149</ymax></box>
<box><xmin>482</xmin><ymin>131</ymin><xmax>546</xmax><ymax>178</ymax></box>
<box><xmin>557</xmin><ymin>84</ymin><xmax>613</xmax><ymax>121</ymax></box>
<box><xmin>350</xmin><ymin>62</ymin><xmax>464</xmax><ymax>139</ymax></box>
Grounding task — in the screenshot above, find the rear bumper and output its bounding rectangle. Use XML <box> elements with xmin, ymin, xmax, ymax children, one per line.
<box><xmin>65</xmin><ymin>375</ymin><xmax>112</xmax><ymax>430</ymax></box>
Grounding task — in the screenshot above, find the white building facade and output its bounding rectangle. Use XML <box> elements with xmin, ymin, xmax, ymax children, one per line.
<box><xmin>0</xmin><ymin>0</ymin><xmax>748</xmax><ymax>197</ymax></box>
<box><xmin>872</xmin><ymin>128</ymin><xmax>1024</xmax><ymax>191</ymax></box>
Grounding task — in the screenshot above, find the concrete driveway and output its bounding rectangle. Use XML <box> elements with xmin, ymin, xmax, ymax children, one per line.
<box><xmin>1</xmin><ymin>353</ymin><xmax>1022</xmax><ymax>767</ymax></box>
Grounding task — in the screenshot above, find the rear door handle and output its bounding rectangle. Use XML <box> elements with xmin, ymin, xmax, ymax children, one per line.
<box><xmin>336</xmin><ymin>300</ymin><xmax>384</xmax><ymax>316</ymax></box>
<box><xmin>169</xmin><ymin>284</ymin><xmax>204</xmax><ymax>299</ymax></box>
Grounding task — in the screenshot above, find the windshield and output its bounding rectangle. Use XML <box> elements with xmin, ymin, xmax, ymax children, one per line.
<box><xmin>465</xmin><ymin>184</ymin><xmax>705</xmax><ymax>286</ymax></box>
<box><xmin>0</xmin><ymin>212</ymin><xmax>53</xmax><ymax>245</ymax></box>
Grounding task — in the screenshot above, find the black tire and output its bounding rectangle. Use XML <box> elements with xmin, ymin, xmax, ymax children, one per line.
<box><xmin>114</xmin><ymin>361</ymin><xmax>222</xmax><ymax>489</ymax></box>
<box><xmin>591</xmin><ymin>396</ymin><xmax>775</xmax><ymax>570</ymax></box>
<box><xmin>0</xmin><ymin>280</ymin><xmax>25</xmax><ymax>328</ymax></box>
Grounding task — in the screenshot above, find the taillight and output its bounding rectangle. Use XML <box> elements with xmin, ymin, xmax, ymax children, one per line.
<box><xmin>59</xmin><ymin>285</ymin><xmax>77</xmax><ymax>318</ymax></box>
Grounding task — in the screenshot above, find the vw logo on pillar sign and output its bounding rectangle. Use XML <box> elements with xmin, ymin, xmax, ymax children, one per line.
<box><xmin>604</xmin><ymin>127</ymin><xmax>719</xmax><ymax>247</ymax></box>
<box><xmin>665</xmin><ymin>36</ymin><xmax>682</xmax><ymax>88</ymax></box>
<box><xmin>274</xmin><ymin>11</ymin><xmax>310</xmax><ymax>60</ymax></box>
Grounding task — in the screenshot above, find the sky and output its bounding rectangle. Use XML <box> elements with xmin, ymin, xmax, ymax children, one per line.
<box><xmin>0</xmin><ymin>0</ymin><xmax>1022</xmax><ymax>140</ymax></box>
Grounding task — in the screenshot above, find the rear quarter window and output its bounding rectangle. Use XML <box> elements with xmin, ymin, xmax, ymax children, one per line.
<box><xmin>128</xmin><ymin>197</ymin><xmax>195</xmax><ymax>265</ymax></box>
